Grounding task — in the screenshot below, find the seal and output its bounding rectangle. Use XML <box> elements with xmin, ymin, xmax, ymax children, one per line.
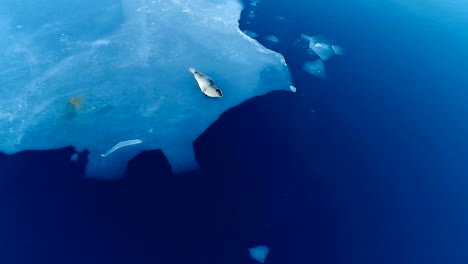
<box><xmin>189</xmin><ymin>67</ymin><xmax>223</xmax><ymax>97</ymax></box>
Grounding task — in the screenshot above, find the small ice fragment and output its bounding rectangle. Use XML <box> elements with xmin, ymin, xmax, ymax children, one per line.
<box><xmin>248</xmin><ymin>245</ymin><xmax>270</xmax><ymax>263</ymax></box>
<box><xmin>16</xmin><ymin>25</ymin><xmax>23</xmax><ymax>29</ymax></box>
<box><xmin>250</xmin><ymin>0</ymin><xmax>261</xmax><ymax>6</ymax></box>
<box><xmin>332</xmin><ymin>45</ymin><xmax>344</xmax><ymax>55</ymax></box>
<box><xmin>309</xmin><ymin>38</ymin><xmax>333</xmax><ymax>61</ymax></box>
<box><xmin>101</xmin><ymin>139</ymin><xmax>143</xmax><ymax>157</ymax></box>
<box><xmin>302</xmin><ymin>34</ymin><xmax>340</xmax><ymax>61</ymax></box>
<box><xmin>70</xmin><ymin>153</ymin><xmax>78</xmax><ymax>161</ymax></box>
<box><xmin>243</xmin><ymin>30</ymin><xmax>258</xmax><ymax>38</ymax></box>
<box><xmin>264</xmin><ymin>35</ymin><xmax>279</xmax><ymax>43</ymax></box>
<box><xmin>289</xmin><ymin>85</ymin><xmax>297</xmax><ymax>92</ymax></box>
<box><xmin>303</xmin><ymin>59</ymin><xmax>326</xmax><ymax>79</ymax></box>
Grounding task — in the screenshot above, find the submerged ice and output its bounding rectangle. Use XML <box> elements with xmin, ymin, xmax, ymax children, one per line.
<box><xmin>0</xmin><ymin>0</ymin><xmax>291</xmax><ymax>178</ymax></box>
<box><xmin>303</xmin><ymin>60</ymin><xmax>326</xmax><ymax>79</ymax></box>
<box><xmin>301</xmin><ymin>34</ymin><xmax>343</xmax><ymax>79</ymax></box>
<box><xmin>248</xmin><ymin>245</ymin><xmax>270</xmax><ymax>263</ymax></box>
<box><xmin>264</xmin><ymin>35</ymin><xmax>279</xmax><ymax>43</ymax></box>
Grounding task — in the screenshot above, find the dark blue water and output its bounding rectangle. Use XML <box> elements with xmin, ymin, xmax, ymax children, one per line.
<box><xmin>1</xmin><ymin>1</ymin><xmax>467</xmax><ymax>263</ymax></box>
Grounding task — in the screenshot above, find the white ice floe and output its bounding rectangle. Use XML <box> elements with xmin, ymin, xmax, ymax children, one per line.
<box><xmin>0</xmin><ymin>0</ymin><xmax>292</xmax><ymax>178</ymax></box>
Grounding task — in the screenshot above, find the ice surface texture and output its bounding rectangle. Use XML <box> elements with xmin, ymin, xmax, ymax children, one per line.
<box><xmin>0</xmin><ymin>0</ymin><xmax>291</xmax><ymax>178</ymax></box>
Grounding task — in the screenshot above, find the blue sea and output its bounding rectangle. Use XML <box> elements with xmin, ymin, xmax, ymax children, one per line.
<box><xmin>1</xmin><ymin>0</ymin><xmax>467</xmax><ymax>263</ymax></box>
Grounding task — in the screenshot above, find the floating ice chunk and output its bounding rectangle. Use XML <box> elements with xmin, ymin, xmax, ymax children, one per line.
<box><xmin>101</xmin><ymin>140</ymin><xmax>143</xmax><ymax>157</ymax></box>
<box><xmin>243</xmin><ymin>30</ymin><xmax>258</xmax><ymax>38</ymax></box>
<box><xmin>303</xmin><ymin>59</ymin><xmax>326</xmax><ymax>79</ymax></box>
<box><xmin>301</xmin><ymin>34</ymin><xmax>342</xmax><ymax>61</ymax></box>
<box><xmin>289</xmin><ymin>85</ymin><xmax>297</xmax><ymax>92</ymax></box>
<box><xmin>264</xmin><ymin>35</ymin><xmax>279</xmax><ymax>43</ymax></box>
<box><xmin>248</xmin><ymin>245</ymin><xmax>270</xmax><ymax>263</ymax></box>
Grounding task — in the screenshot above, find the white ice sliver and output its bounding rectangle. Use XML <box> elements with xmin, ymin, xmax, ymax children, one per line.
<box><xmin>101</xmin><ymin>139</ymin><xmax>143</xmax><ymax>157</ymax></box>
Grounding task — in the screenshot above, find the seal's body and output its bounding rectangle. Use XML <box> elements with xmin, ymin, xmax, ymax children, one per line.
<box><xmin>189</xmin><ymin>67</ymin><xmax>223</xmax><ymax>97</ymax></box>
